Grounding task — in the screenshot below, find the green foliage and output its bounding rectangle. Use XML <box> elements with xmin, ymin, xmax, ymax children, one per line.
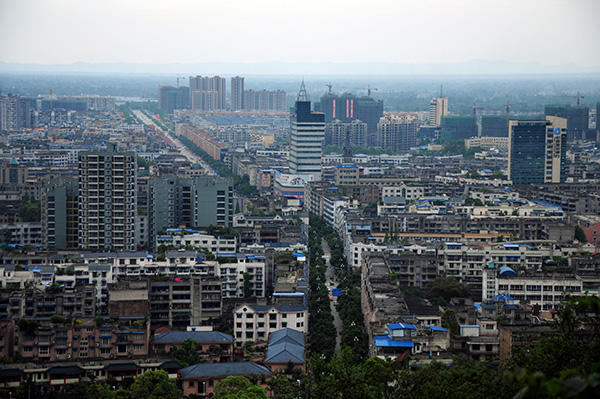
<box><xmin>440</xmin><ymin>308</ymin><xmax>460</xmax><ymax>335</ymax></box>
<box><xmin>243</xmin><ymin>272</ymin><xmax>252</xmax><ymax>298</ymax></box>
<box><xmin>574</xmin><ymin>225</ymin><xmax>588</xmax><ymax>243</ymax></box>
<box><xmin>427</xmin><ymin>276</ymin><xmax>471</xmax><ymax>302</ymax></box>
<box><xmin>212</xmin><ymin>376</ymin><xmax>268</xmax><ymax>399</ymax></box>
<box><xmin>464</xmin><ymin>197</ymin><xmax>484</xmax><ymax>206</ymax></box>
<box><xmin>18</xmin><ymin>198</ymin><xmax>41</xmax><ymax>222</ymax></box>
<box><xmin>172</xmin><ymin>339</ymin><xmax>204</xmax><ymax>367</ymax></box>
<box><xmin>128</xmin><ymin>370</ymin><xmax>179</xmax><ymax>399</ymax></box>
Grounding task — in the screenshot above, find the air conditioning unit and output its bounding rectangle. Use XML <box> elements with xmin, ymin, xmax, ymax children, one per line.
<box><xmin>95</xmin><ymin>343</ymin><xmax>100</xmax><ymax>347</ymax></box>
<box><xmin>110</xmin><ymin>354</ymin><xmax>114</xmax><ymax>358</ymax></box>
<box><xmin>66</xmin><ymin>355</ymin><xmax>71</xmax><ymax>359</ymax></box>
<box><xmin>128</xmin><ymin>351</ymin><xmax>133</xmax><ymax>355</ymax></box>
<box><xmin>68</xmin><ymin>343</ymin><xmax>72</xmax><ymax>347</ymax></box>
<box><xmin>52</xmin><ymin>340</ymin><xmax>56</xmax><ymax>344</ymax></box>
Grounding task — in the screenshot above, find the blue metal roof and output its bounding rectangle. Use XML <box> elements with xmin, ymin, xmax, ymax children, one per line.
<box><xmin>388</xmin><ymin>323</ymin><xmax>417</xmax><ymax>331</ymax></box>
<box><xmin>154</xmin><ymin>331</ymin><xmax>233</xmax><ymax>344</ymax></box>
<box><xmin>428</xmin><ymin>325</ymin><xmax>448</xmax><ymax>332</ymax></box>
<box><xmin>374</xmin><ymin>336</ymin><xmax>414</xmax><ymax>348</ymax></box>
<box><xmin>499</xmin><ymin>266</ymin><xmax>516</xmax><ymax>276</ymax></box>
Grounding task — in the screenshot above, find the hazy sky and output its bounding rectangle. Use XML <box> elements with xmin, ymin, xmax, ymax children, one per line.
<box><xmin>1</xmin><ymin>0</ymin><xmax>599</xmax><ymax>69</ymax></box>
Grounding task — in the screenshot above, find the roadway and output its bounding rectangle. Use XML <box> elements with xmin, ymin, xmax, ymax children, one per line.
<box><xmin>133</xmin><ymin>110</ymin><xmax>209</xmax><ymax>170</ymax></box>
<box><xmin>322</xmin><ymin>238</ymin><xmax>342</xmax><ymax>355</ymax></box>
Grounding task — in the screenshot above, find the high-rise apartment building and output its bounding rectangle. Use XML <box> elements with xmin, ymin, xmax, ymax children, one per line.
<box><xmin>148</xmin><ymin>175</ymin><xmax>234</xmax><ymax>249</ymax></box>
<box><xmin>78</xmin><ymin>145</ymin><xmax>137</xmax><ymax>251</ymax></box>
<box><xmin>244</xmin><ymin>89</ymin><xmax>287</xmax><ymax>112</ymax></box>
<box><xmin>508</xmin><ymin>117</ymin><xmax>567</xmax><ymax>185</ymax></box>
<box><xmin>545</xmin><ymin>104</ymin><xmax>590</xmax><ymax>140</ymax></box>
<box><xmin>189</xmin><ymin>76</ymin><xmax>226</xmax><ymax>110</ymax></box>
<box><xmin>376</xmin><ymin>116</ymin><xmax>418</xmax><ymax>152</ymax></box>
<box><xmin>325</xmin><ymin>119</ymin><xmax>368</xmax><ymax>148</ymax></box>
<box><xmin>429</xmin><ymin>97</ymin><xmax>448</xmax><ymax>126</ymax></box>
<box><xmin>289</xmin><ymin>82</ymin><xmax>325</xmax><ymax>180</ymax></box>
<box><xmin>0</xmin><ymin>95</ymin><xmax>33</xmax><ymax>130</ymax></box>
<box><xmin>318</xmin><ymin>93</ymin><xmax>383</xmax><ymax>134</ymax></box>
<box><xmin>230</xmin><ymin>76</ymin><xmax>244</xmax><ymax>111</ymax></box>
<box><xmin>41</xmin><ymin>178</ymin><xmax>79</xmax><ymax>249</ymax></box>
<box><xmin>158</xmin><ymin>86</ymin><xmax>190</xmax><ymax>114</ymax></box>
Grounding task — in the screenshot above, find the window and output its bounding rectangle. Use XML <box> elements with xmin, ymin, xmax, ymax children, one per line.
<box><xmin>189</xmin><ymin>381</ymin><xmax>195</xmax><ymax>388</ymax></box>
<box><xmin>100</xmin><ymin>348</ymin><xmax>111</xmax><ymax>354</ymax></box>
<box><xmin>102</xmin><ymin>338</ymin><xmax>111</xmax><ymax>345</ymax></box>
<box><xmin>39</xmin><ymin>347</ymin><xmax>50</xmax><ymax>355</ymax></box>
<box><xmin>282</xmin><ymin>322</ymin><xmax>287</xmax><ymax>328</ymax></box>
<box><xmin>297</xmin><ymin>312</ymin><xmax>304</xmax><ymax>318</ymax></box>
<box><xmin>269</xmin><ymin>314</ymin><xmax>277</xmax><ymax>320</ymax></box>
<box><xmin>133</xmin><ymin>344</ymin><xmax>143</xmax><ymax>351</ymax></box>
<box><xmin>281</xmin><ymin>314</ymin><xmax>287</xmax><ymax>319</ymax></box>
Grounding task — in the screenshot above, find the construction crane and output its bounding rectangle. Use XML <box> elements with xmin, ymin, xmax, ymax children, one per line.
<box><xmin>367</xmin><ymin>85</ymin><xmax>378</xmax><ymax>97</ymax></box>
<box><xmin>503</xmin><ymin>100</ymin><xmax>526</xmax><ymax>126</ymax></box>
<box><xmin>325</xmin><ymin>82</ymin><xmax>333</xmax><ymax>94</ymax></box>
<box><xmin>561</xmin><ymin>91</ymin><xmax>585</xmax><ymax>107</ymax></box>
<box><xmin>151</xmin><ymin>74</ymin><xmax>185</xmax><ymax>86</ymax></box>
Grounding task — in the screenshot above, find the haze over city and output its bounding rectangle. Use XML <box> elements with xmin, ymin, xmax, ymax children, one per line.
<box><xmin>1</xmin><ymin>0</ymin><xmax>600</xmax><ymax>398</ymax></box>
<box><xmin>1</xmin><ymin>0</ymin><xmax>599</xmax><ymax>74</ymax></box>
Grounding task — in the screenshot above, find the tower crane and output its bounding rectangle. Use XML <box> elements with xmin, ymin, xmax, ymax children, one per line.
<box><xmin>561</xmin><ymin>91</ymin><xmax>585</xmax><ymax>107</ymax></box>
<box><xmin>325</xmin><ymin>82</ymin><xmax>333</xmax><ymax>94</ymax></box>
<box><xmin>503</xmin><ymin>100</ymin><xmax>526</xmax><ymax>126</ymax></box>
<box><xmin>151</xmin><ymin>74</ymin><xmax>185</xmax><ymax>86</ymax></box>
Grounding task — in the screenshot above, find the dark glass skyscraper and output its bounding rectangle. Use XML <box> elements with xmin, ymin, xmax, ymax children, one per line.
<box><xmin>508</xmin><ymin>117</ymin><xmax>567</xmax><ymax>185</ymax></box>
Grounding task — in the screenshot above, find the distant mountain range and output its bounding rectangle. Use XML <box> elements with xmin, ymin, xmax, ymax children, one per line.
<box><xmin>0</xmin><ymin>60</ymin><xmax>598</xmax><ymax>76</ymax></box>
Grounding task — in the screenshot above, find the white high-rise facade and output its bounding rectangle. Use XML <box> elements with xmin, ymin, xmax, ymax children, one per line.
<box><xmin>429</xmin><ymin>97</ymin><xmax>448</xmax><ymax>126</ymax></box>
<box><xmin>78</xmin><ymin>144</ymin><xmax>137</xmax><ymax>251</ymax></box>
<box><xmin>289</xmin><ymin>82</ymin><xmax>325</xmax><ymax>180</ymax></box>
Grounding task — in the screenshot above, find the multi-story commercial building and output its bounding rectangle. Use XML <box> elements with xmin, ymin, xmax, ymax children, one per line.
<box><xmin>148</xmin><ymin>175</ymin><xmax>234</xmax><ymax>248</ymax></box>
<box><xmin>232</xmin><ymin>303</ymin><xmax>308</xmax><ymax>345</ymax></box>
<box><xmin>230</xmin><ymin>76</ymin><xmax>244</xmax><ymax>111</ymax></box>
<box><xmin>429</xmin><ymin>96</ymin><xmax>448</xmax><ymax>126</ymax></box>
<box><xmin>78</xmin><ymin>145</ymin><xmax>137</xmax><ymax>251</ymax></box>
<box><xmin>376</xmin><ymin>116</ymin><xmax>418</xmax><ymax>152</ymax></box>
<box><xmin>508</xmin><ymin>117</ymin><xmax>567</xmax><ymax>185</ymax></box>
<box><xmin>243</xmin><ymin>89</ymin><xmax>287</xmax><ymax>112</ymax></box>
<box><xmin>325</xmin><ymin>119</ymin><xmax>368</xmax><ymax>147</ymax></box>
<box><xmin>189</xmin><ymin>76</ymin><xmax>226</xmax><ymax>110</ymax></box>
<box><xmin>289</xmin><ymin>83</ymin><xmax>325</xmax><ymax>180</ymax></box>
<box><xmin>0</xmin><ymin>95</ymin><xmax>32</xmax><ymax>130</ymax></box>
<box><xmin>158</xmin><ymin>85</ymin><xmax>190</xmax><ymax>114</ymax></box>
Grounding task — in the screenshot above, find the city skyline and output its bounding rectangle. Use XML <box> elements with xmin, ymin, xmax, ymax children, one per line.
<box><xmin>0</xmin><ymin>0</ymin><xmax>599</xmax><ymax>73</ymax></box>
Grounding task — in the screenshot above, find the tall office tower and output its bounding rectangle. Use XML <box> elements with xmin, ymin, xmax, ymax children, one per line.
<box><xmin>325</xmin><ymin>119</ymin><xmax>368</xmax><ymax>147</ymax></box>
<box><xmin>41</xmin><ymin>178</ymin><xmax>79</xmax><ymax>249</ymax></box>
<box><xmin>78</xmin><ymin>144</ymin><xmax>137</xmax><ymax>251</ymax></box>
<box><xmin>318</xmin><ymin>93</ymin><xmax>383</xmax><ymax>134</ymax></box>
<box><xmin>243</xmin><ymin>90</ymin><xmax>287</xmax><ymax>112</ymax></box>
<box><xmin>429</xmin><ymin>97</ymin><xmax>448</xmax><ymax>126</ymax></box>
<box><xmin>189</xmin><ymin>75</ymin><xmax>226</xmax><ymax>110</ymax></box>
<box><xmin>508</xmin><ymin>117</ymin><xmax>567</xmax><ymax>185</ymax></box>
<box><xmin>158</xmin><ymin>86</ymin><xmax>190</xmax><ymax>114</ymax></box>
<box><xmin>0</xmin><ymin>95</ymin><xmax>32</xmax><ymax>130</ymax></box>
<box><xmin>545</xmin><ymin>104</ymin><xmax>590</xmax><ymax>140</ymax></box>
<box><xmin>376</xmin><ymin>116</ymin><xmax>418</xmax><ymax>152</ymax></box>
<box><xmin>148</xmin><ymin>175</ymin><xmax>234</xmax><ymax>249</ymax></box>
<box><xmin>230</xmin><ymin>76</ymin><xmax>245</xmax><ymax>111</ymax></box>
<box><xmin>289</xmin><ymin>82</ymin><xmax>325</xmax><ymax>180</ymax></box>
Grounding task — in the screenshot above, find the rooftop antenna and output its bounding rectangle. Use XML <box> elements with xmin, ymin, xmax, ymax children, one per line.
<box><xmin>440</xmin><ymin>85</ymin><xmax>443</xmax><ymax>98</ymax></box>
<box><xmin>297</xmin><ymin>78</ymin><xmax>309</xmax><ymax>102</ymax></box>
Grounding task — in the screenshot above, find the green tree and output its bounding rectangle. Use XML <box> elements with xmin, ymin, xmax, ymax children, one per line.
<box><xmin>212</xmin><ymin>376</ymin><xmax>268</xmax><ymax>399</ymax></box>
<box><xmin>574</xmin><ymin>225</ymin><xmax>588</xmax><ymax>243</ymax></box>
<box><xmin>172</xmin><ymin>338</ymin><xmax>204</xmax><ymax>367</ymax></box>
<box><xmin>243</xmin><ymin>272</ymin><xmax>252</xmax><ymax>298</ymax></box>
<box><xmin>128</xmin><ymin>370</ymin><xmax>179</xmax><ymax>399</ymax></box>
<box><xmin>427</xmin><ymin>276</ymin><xmax>471</xmax><ymax>302</ymax></box>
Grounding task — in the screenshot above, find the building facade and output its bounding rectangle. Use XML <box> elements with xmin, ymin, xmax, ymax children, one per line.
<box><xmin>508</xmin><ymin>117</ymin><xmax>567</xmax><ymax>185</ymax></box>
<box><xmin>230</xmin><ymin>76</ymin><xmax>244</xmax><ymax>111</ymax></box>
<box><xmin>289</xmin><ymin>83</ymin><xmax>325</xmax><ymax>180</ymax></box>
<box><xmin>429</xmin><ymin>97</ymin><xmax>448</xmax><ymax>126</ymax></box>
<box><xmin>78</xmin><ymin>145</ymin><xmax>137</xmax><ymax>251</ymax></box>
<box><xmin>376</xmin><ymin>116</ymin><xmax>418</xmax><ymax>152</ymax></box>
<box><xmin>189</xmin><ymin>76</ymin><xmax>226</xmax><ymax>110</ymax></box>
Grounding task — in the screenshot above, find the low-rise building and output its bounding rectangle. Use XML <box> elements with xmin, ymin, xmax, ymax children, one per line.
<box><xmin>232</xmin><ymin>303</ymin><xmax>307</xmax><ymax>346</ymax></box>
